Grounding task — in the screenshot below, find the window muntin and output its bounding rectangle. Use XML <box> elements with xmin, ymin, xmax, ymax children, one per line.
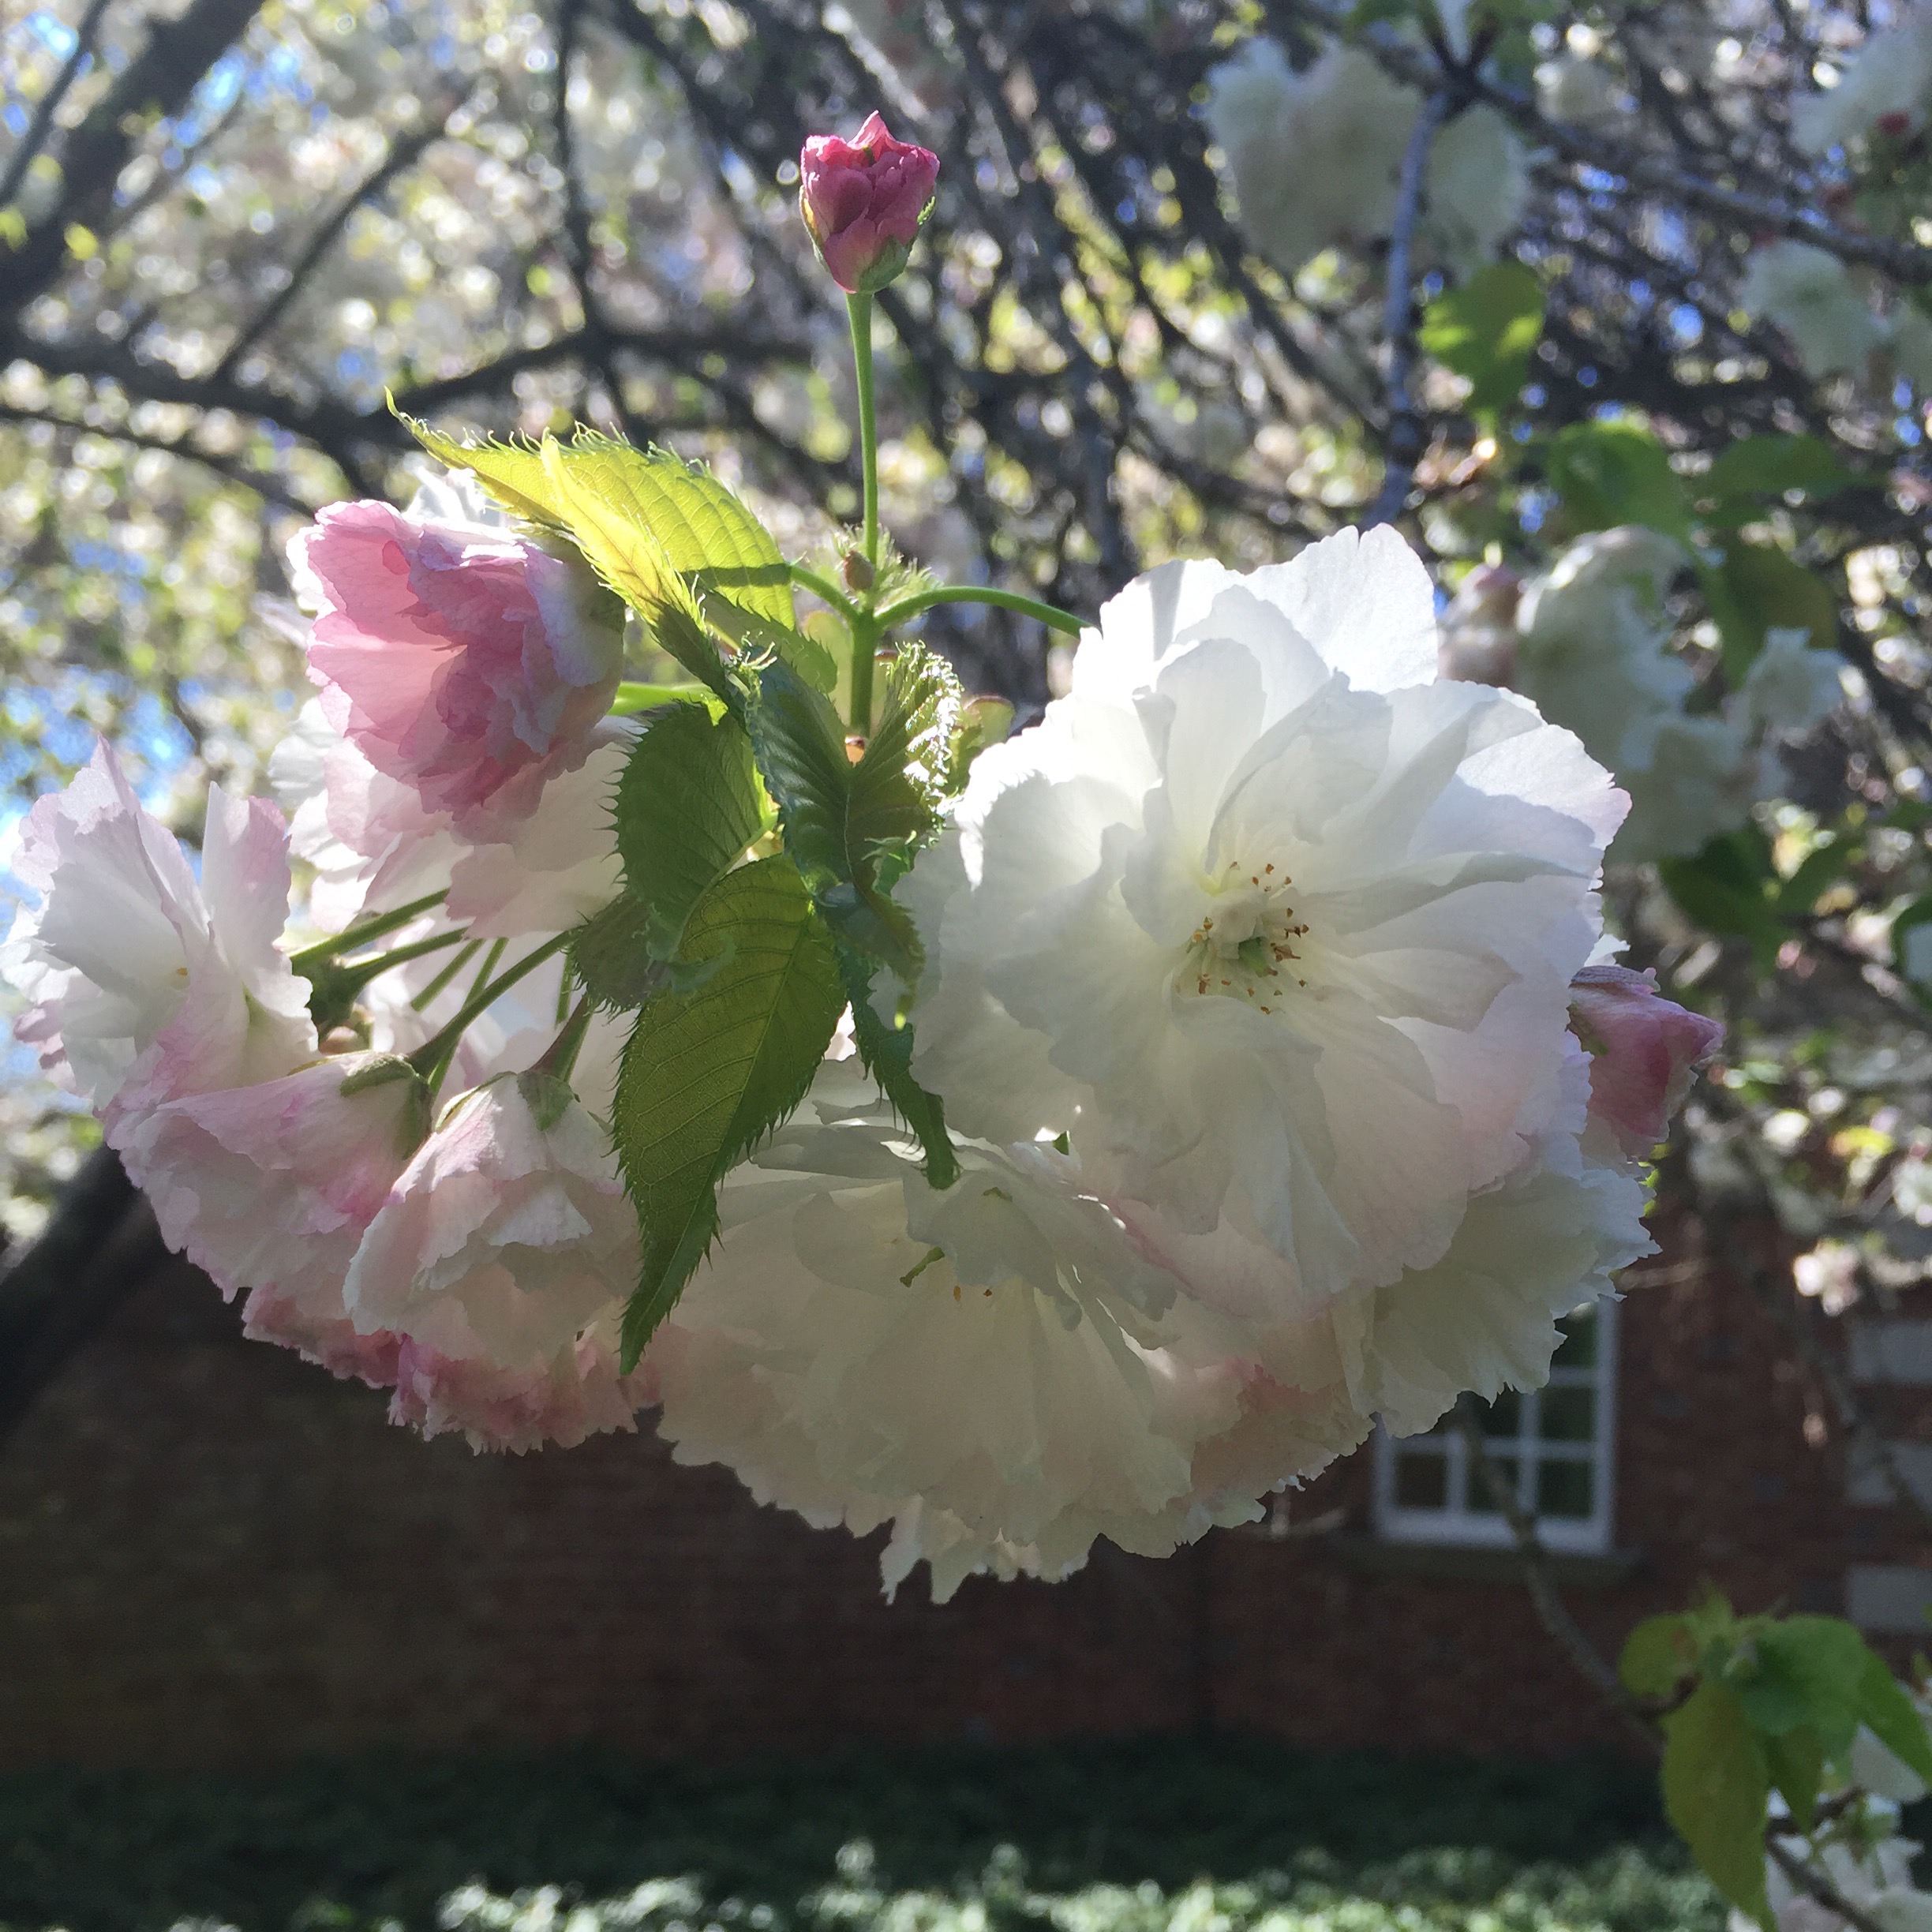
<box><xmin>1371</xmin><ymin>1298</ymin><xmax>1618</xmax><ymax>1556</ymax></box>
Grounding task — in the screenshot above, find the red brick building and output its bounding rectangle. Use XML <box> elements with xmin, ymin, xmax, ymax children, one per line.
<box><xmin>1</xmin><ymin>1193</ymin><xmax>1926</xmax><ymax>1773</ymax></box>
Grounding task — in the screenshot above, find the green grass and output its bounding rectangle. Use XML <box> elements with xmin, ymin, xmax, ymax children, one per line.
<box><xmin>0</xmin><ymin>1736</ymin><xmax>1721</xmax><ymax>1932</ymax></box>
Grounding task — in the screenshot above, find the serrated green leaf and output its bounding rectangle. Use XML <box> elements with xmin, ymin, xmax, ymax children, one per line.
<box><xmin>396</xmin><ymin>415</ymin><xmax>564</xmax><ymax>526</ymax></box>
<box><xmin>1544</xmin><ymin>421</ymin><xmax>1694</xmax><ymax>540</ymax></box>
<box><xmin>1745</xmin><ymin>1618</ymin><xmax>1871</xmax><ymax>1756</ymax></box>
<box><xmin>1622</xmin><ymin>1615</ymin><xmax>1696</xmax><ymax>1699</ymax></box>
<box><xmin>746</xmin><ymin>655</ymin><xmax>954</xmax><ymax>979</ymax></box>
<box><xmin>552</xmin><ymin>429</ymin><xmax>793</xmax><ymax>628</ymax></box>
<box><xmin>836</xmin><ymin>942</ymin><xmax>959</xmax><ymax>1189</ymax></box>
<box><xmin>537</xmin><ymin>439</ymin><xmax>732</xmax><ymax>700</ymax></box>
<box><xmin>616</xmin><ymin>702</ymin><xmax>767</xmax><ymax>960</ymax></box>
<box><xmin>612</xmin><ymin>856</ymin><xmax>845</xmax><ymax>1368</ymax></box>
<box><xmin>1763</xmin><ymin>1725</ymin><xmax>1825</xmax><ymax>1834</ymax></box>
<box><xmin>702</xmin><ymin>594</ymin><xmax>840</xmax><ymax>693</ymax></box>
<box><xmin>1662</xmin><ymin>1682</ymin><xmax>1773</xmax><ymax>1930</ymax></box>
<box><xmin>1856</xmin><ymin>1647</ymin><xmax>1932</xmax><ymax>1784</ymax></box>
<box><xmin>571</xmin><ymin>897</ymin><xmax>669</xmax><ymax>1011</ymax></box>
<box><xmin>1418</xmin><ymin>261</ymin><xmax>1544</xmax><ymax>419</ymax></box>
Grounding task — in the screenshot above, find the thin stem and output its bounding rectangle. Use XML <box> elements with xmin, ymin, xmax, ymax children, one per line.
<box><xmin>411</xmin><ymin>938</ymin><xmax>482</xmax><ymax>1013</ymax></box>
<box><xmin>872</xmin><ymin>582</ymin><xmax>1085</xmax><ymax>638</ymax></box>
<box><xmin>847</xmin><ymin>290</ymin><xmax>880</xmax><ymax>570</ymax></box>
<box><xmin>786</xmin><ymin>560</ymin><xmax>863</xmax><ymax>625</ymax></box>
<box><xmin>408</xmin><ymin>934</ymin><xmax>571</xmax><ymax>1098</ymax></box>
<box><xmin>287</xmin><ymin>890</ymin><xmax>449</xmax><ymax>974</ymax></box>
<box><xmin>1366</xmin><ymin>90</ymin><xmax>1450</xmax><ymax>529</ymax></box>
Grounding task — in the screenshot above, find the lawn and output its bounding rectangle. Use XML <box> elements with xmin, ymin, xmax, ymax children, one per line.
<box><xmin>0</xmin><ymin>1737</ymin><xmax>1724</xmax><ymax>1932</ymax></box>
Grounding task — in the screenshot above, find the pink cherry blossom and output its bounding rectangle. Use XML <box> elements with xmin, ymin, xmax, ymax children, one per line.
<box><xmin>130</xmin><ymin>1050</ymin><xmax>429</xmax><ymax>1320</ymax></box>
<box><xmin>242</xmin><ymin>1288</ymin><xmax>403</xmax><ymax>1390</ymax></box>
<box><xmin>2</xmin><ymin>740</ymin><xmax>315</xmax><ymax>1129</ymax></box>
<box><xmin>390</xmin><ymin>1332</ymin><xmax>650</xmax><ymax>1453</ymax></box>
<box><xmin>290</xmin><ymin>502</ymin><xmax>625</xmax><ymax>834</ymax></box>
<box><xmin>1568</xmin><ymin>963</ymin><xmax>1724</xmax><ymax>1155</ymax></box>
<box><xmin>799</xmin><ymin>112</ymin><xmax>939</xmax><ymax>294</ymax></box>
<box><xmin>343</xmin><ymin>1072</ymin><xmax>638</xmax><ymax>1367</ymax></box>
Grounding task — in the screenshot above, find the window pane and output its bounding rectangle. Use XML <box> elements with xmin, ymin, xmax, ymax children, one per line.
<box><xmin>1537</xmin><ymin>1459</ymin><xmax>1595</xmax><ymax>1518</ymax></box>
<box><xmin>1541</xmin><ymin>1386</ymin><xmax>1597</xmax><ymax>1443</ymax></box>
<box><xmin>1481</xmin><ymin>1391</ymin><xmax>1522</xmax><ymax>1439</ymax></box>
<box><xmin>1552</xmin><ymin>1310</ymin><xmax>1598</xmax><ymax>1369</ymax></box>
<box><xmin>1467</xmin><ymin>1457</ymin><xmax>1518</xmax><ymax>1511</ymax></box>
<box><xmin>1394</xmin><ymin>1453</ymin><xmax>1449</xmax><ymax>1508</ymax></box>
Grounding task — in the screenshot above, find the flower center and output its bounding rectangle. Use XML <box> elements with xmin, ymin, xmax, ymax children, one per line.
<box><xmin>1177</xmin><ymin>859</ymin><xmax>1309</xmax><ymax>1013</ymax></box>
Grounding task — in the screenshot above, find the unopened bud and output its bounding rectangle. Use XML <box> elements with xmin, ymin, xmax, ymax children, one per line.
<box><xmin>799</xmin><ymin>113</ymin><xmax>939</xmax><ymax>295</ymax></box>
<box><xmin>841</xmin><ymin>551</ymin><xmax>875</xmax><ymax>593</ymax></box>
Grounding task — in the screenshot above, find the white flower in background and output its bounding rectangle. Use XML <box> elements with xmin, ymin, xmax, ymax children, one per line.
<box><xmin>1612</xmin><ymin>713</ymin><xmax>1766</xmax><ymax>862</ymax></box>
<box><xmin>1792</xmin><ymin>3</ymin><xmax>1932</xmax><ymax>153</ymax></box>
<box><xmin>1794</xmin><ymin>1239</ymin><xmax>1862</xmax><ymax>1316</ymax></box>
<box><xmin>650</xmin><ymin>1065</ymin><xmax>1339</xmax><ymax>1599</ymax></box>
<box><xmin>1424</xmin><ymin>106</ymin><xmax>1530</xmax><ymax>279</ymax></box>
<box><xmin>1537</xmin><ymin>54</ymin><xmax>1624</xmax><ymax>128</ymax></box>
<box><xmin>2</xmin><ymin>739</ymin><xmax>316</xmax><ymax>1128</ymax></box>
<box><xmin>1740</xmin><ymin>1792</ymin><xmax>1932</xmax><ymax>1932</ymax></box>
<box><xmin>1206</xmin><ymin>40</ymin><xmax>1417</xmax><ymax>275</ymax></box>
<box><xmin>1438</xmin><ymin>564</ymin><xmax>1522</xmax><ymax>687</ymax></box>
<box><xmin>903</xmin><ymin>529</ymin><xmax>1624</xmax><ymax>1309</ymax></box>
<box><xmin>344</xmin><ymin>1072</ymin><xmax>637</xmax><ymax>1367</ymax></box>
<box><xmin>1738</xmin><ymin>243</ymin><xmax>1885</xmax><ymax>380</ymax></box>
<box><xmin>1743</xmin><ymin>627</ymin><xmax>1845</xmax><ymax>735</ymax></box>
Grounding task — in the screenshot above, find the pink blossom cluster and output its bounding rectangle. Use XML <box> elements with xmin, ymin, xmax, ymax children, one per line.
<box><xmin>4</xmin><ymin>493</ymin><xmax>650</xmax><ymax>1453</ymax></box>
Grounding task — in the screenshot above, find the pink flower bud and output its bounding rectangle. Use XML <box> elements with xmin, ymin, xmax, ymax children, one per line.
<box><xmin>799</xmin><ymin>112</ymin><xmax>938</xmax><ymax>294</ymax></box>
<box><xmin>1568</xmin><ymin>964</ymin><xmax>1724</xmax><ymax>1156</ymax></box>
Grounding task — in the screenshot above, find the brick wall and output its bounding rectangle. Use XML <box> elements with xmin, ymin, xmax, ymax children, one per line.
<box><xmin>0</xmin><ymin>1208</ymin><xmax>1917</xmax><ymax>1772</ymax></box>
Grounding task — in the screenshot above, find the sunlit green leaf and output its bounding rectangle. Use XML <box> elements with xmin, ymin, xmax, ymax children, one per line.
<box><xmin>1418</xmin><ymin>262</ymin><xmax>1545</xmax><ymax>419</ymax></box>
<box><xmin>1661</xmin><ymin>1682</ymin><xmax>1773</xmax><ymax>1930</ymax></box>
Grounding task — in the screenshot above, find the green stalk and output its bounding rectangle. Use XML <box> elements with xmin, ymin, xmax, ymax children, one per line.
<box><xmin>785</xmin><ymin>560</ymin><xmax>863</xmax><ymax>626</ymax></box>
<box><xmin>872</xmin><ymin>583</ymin><xmax>1085</xmax><ymax>638</ymax></box>
<box><xmin>410</xmin><ymin>938</ymin><xmax>482</xmax><ymax>1013</ymax></box>
<box><xmin>408</xmin><ymin>933</ymin><xmax>570</xmax><ymax>1099</ymax></box>
<box><xmin>288</xmin><ymin>889</ymin><xmax>448</xmax><ymax>975</ymax></box>
<box><xmin>532</xmin><ymin>991</ymin><xmax>596</xmax><ymax>1084</ymax></box>
<box><xmin>845</xmin><ymin>290</ymin><xmax>882</xmax><ymax>737</ymax></box>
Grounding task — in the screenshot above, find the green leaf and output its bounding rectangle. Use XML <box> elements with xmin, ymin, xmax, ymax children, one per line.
<box><xmin>537</xmin><ymin>439</ymin><xmax>733</xmax><ymax>700</ymax></box>
<box><xmin>615</xmin><ymin>702</ymin><xmax>768</xmax><ymax>960</ymax></box>
<box><xmin>612</xmin><ymin>855</ymin><xmax>845</xmax><ymax>1368</ymax></box>
<box><xmin>1763</xmin><ymin>1725</ymin><xmax>1825</xmax><ymax>1835</ymax></box>
<box><xmin>1856</xmin><ymin>1647</ymin><xmax>1932</xmax><ymax>1784</ymax></box>
<box><xmin>1774</xmin><ymin>838</ymin><xmax>1849</xmax><ymax>917</ymax></box>
<box><xmin>609</xmin><ymin>681</ymin><xmax>718</xmax><ymax>717</ymax></box>
<box><xmin>395</xmin><ymin>416</ymin><xmax>564</xmax><ymax>526</ymax></box>
<box><xmin>1702</xmin><ymin>542</ymin><xmax>1840</xmax><ymax>683</ymax></box>
<box><xmin>702</xmin><ymin>593</ymin><xmax>841</xmax><ymax>694</ymax></box>
<box><xmin>1703</xmin><ymin>434</ymin><xmax>1855</xmax><ymax>510</ymax></box>
<box><xmin>1622</xmin><ymin>1615</ymin><xmax>1696</xmax><ymax>1699</ymax></box>
<box><xmin>1418</xmin><ymin>261</ymin><xmax>1545</xmax><ymax>418</ymax></box>
<box><xmin>1662</xmin><ymin>1682</ymin><xmax>1773</xmax><ymax>1930</ymax></box>
<box><xmin>1659</xmin><ymin>829</ymin><xmax>1785</xmax><ymax>968</ymax></box>
<box><xmin>1739</xmin><ymin>1619</ymin><xmax>1869</xmax><ymax>1753</ymax></box>
<box><xmin>1544</xmin><ymin>421</ymin><xmax>1694</xmax><ymax>540</ymax></box>
<box><xmin>747</xmin><ymin>649</ymin><xmax>960</xmax><ymax>977</ymax></box>
<box><xmin>836</xmin><ymin>942</ymin><xmax>959</xmax><ymax>1189</ymax></box>
<box><xmin>571</xmin><ymin>897</ymin><xmax>668</xmax><ymax>1011</ymax></box>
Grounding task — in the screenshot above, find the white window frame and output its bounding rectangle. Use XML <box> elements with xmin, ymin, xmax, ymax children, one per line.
<box><xmin>1372</xmin><ymin>1294</ymin><xmax>1619</xmax><ymax>1556</ymax></box>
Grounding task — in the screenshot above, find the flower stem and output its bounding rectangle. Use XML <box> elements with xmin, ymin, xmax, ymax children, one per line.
<box><xmin>287</xmin><ymin>889</ymin><xmax>448</xmax><ymax>974</ymax></box>
<box><xmin>844</xmin><ymin>290</ymin><xmax>885</xmax><ymax>736</ymax></box>
<box><xmin>408</xmin><ymin>933</ymin><xmax>571</xmax><ymax>1099</ymax></box>
<box><xmin>871</xmin><ymin>583</ymin><xmax>1085</xmax><ymax>638</ymax></box>
<box><xmin>846</xmin><ymin>290</ymin><xmax>879</xmax><ymax>573</ymax></box>
<box><xmin>785</xmin><ymin>560</ymin><xmax>863</xmax><ymax>625</ymax></box>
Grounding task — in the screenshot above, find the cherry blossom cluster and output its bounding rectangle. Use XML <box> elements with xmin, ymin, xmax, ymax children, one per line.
<box><xmin>4</xmin><ymin>496</ymin><xmax>1718</xmax><ymax>1597</ymax></box>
